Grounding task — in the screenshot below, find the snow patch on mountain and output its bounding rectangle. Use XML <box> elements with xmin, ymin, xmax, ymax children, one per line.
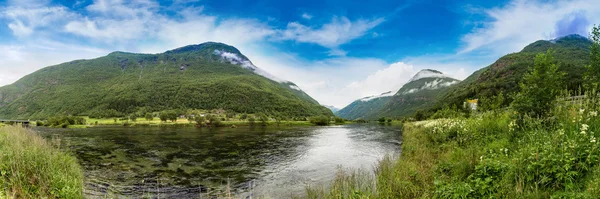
<box><xmin>408</xmin><ymin>69</ymin><xmax>450</xmax><ymax>82</ymax></box>
<box><xmin>360</xmin><ymin>91</ymin><xmax>394</xmax><ymax>102</ymax></box>
<box><xmin>214</xmin><ymin>50</ymin><xmax>285</xmax><ymax>82</ymax></box>
<box><xmin>289</xmin><ymin>85</ymin><xmax>302</xmax><ymax>91</ymax></box>
<box><xmin>402</xmin><ymin>79</ymin><xmax>459</xmax><ymax>94</ymax></box>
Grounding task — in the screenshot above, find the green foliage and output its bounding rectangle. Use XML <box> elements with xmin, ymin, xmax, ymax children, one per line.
<box><xmin>206</xmin><ymin>115</ymin><xmax>222</xmax><ymax>127</ymax></box>
<box><xmin>45</xmin><ymin>116</ymin><xmax>86</xmax><ymax>127</ymax></box>
<box><xmin>247</xmin><ymin>116</ymin><xmax>256</xmax><ymax>126</ymax></box>
<box><xmin>511</xmin><ymin>49</ymin><xmax>565</xmax><ymax>117</ymax></box>
<box><xmin>240</xmin><ymin>113</ymin><xmax>248</xmax><ymax>120</ymax></box>
<box><xmin>479</xmin><ymin>92</ymin><xmax>506</xmax><ymax>112</ymax></box>
<box><xmin>194</xmin><ymin>116</ymin><xmax>205</xmax><ymax>125</ymax></box>
<box><xmin>414</xmin><ymin>110</ymin><xmax>427</xmax><ymax>121</ymax></box>
<box><xmin>430</xmin><ymin>105</ymin><xmax>464</xmax><ymax>119</ymax></box>
<box><xmin>585</xmin><ymin>25</ymin><xmax>600</xmax><ymax>92</ymax></box>
<box><xmin>129</xmin><ymin>114</ymin><xmax>137</xmax><ymax>122</ymax></box>
<box><xmin>257</xmin><ymin>113</ymin><xmax>268</xmax><ymax>126</ymax></box>
<box><xmin>435</xmin><ymin>35</ymin><xmax>592</xmax><ymax>114</ymax></box>
<box><xmin>144</xmin><ymin>112</ymin><xmax>153</xmax><ymax>121</ymax></box>
<box><xmin>309</xmin><ymin>116</ymin><xmax>330</xmax><ymax>126</ymax></box>
<box><xmin>378</xmin><ymin>117</ymin><xmax>386</xmax><ymax>123</ymax></box>
<box><xmin>0</xmin><ymin>42</ymin><xmax>332</xmax><ymax>120</ymax></box>
<box><xmin>334</xmin><ymin>117</ymin><xmax>345</xmax><ymax>124</ymax></box>
<box><xmin>0</xmin><ymin>126</ymin><xmax>84</xmax><ymax>198</ymax></box>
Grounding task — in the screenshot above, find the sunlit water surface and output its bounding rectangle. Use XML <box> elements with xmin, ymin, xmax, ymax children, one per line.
<box><xmin>36</xmin><ymin>124</ymin><xmax>401</xmax><ymax>198</ymax></box>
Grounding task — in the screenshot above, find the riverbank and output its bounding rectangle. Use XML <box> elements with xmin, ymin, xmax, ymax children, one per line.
<box><xmin>306</xmin><ymin>99</ymin><xmax>600</xmax><ymax>198</ymax></box>
<box><xmin>40</xmin><ymin>117</ymin><xmax>351</xmax><ymax>128</ymax></box>
<box><xmin>0</xmin><ymin>126</ymin><xmax>84</xmax><ymax>198</ymax></box>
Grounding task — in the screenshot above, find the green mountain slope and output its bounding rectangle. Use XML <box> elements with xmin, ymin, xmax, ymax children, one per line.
<box><xmin>433</xmin><ymin>34</ymin><xmax>592</xmax><ymax>110</ymax></box>
<box><xmin>337</xmin><ymin>69</ymin><xmax>460</xmax><ymax>120</ymax></box>
<box><xmin>374</xmin><ymin>70</ymin><xmax>460</xmax><ymax>118</ymax></box>
<box><xmin>336</xmin><ymin>91</ymin><xmax>393</xmax><ymax>120</ymax></box>
<box><xmin>0</xmin><ymin>42</ymin><xmax>332</xmax><ymax>119</ymax></box>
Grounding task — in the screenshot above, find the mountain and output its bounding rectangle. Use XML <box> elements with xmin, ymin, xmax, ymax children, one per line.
<box><xmin>374</xmin><ymin>70</ymin><xmax>460</xmax><ymax>118</ymax></box>
<box><xmin>431</xmin><ymin>34</ymin><xmax>593</xmax><ymax>112</ymax></box>
<box><xmin>323</xmin><ymin>105</ymin><xmax>340</xmax><ymax>113</ymax></box>
<box><xmin>0</xmin><ymin>42</ymin><xmax>332</xmax><ymax>119</ymax></box>
<box><xmin>335</xmin><ymin>91</ymin><xmax>394</xmax><ymax>120</ymax></box>
<box><xmin>337</xmin><ymin>69</ymin><xmax>460</xmax><ymax>120</ymax></box>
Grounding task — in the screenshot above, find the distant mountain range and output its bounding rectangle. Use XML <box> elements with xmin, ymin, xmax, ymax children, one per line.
<box><xmin>323</xmin><ymin>105</ymin><xmax>340</xmax><ymax>113</ymax></box>
<box><xmin>336</xmin><ymin>69</ymin><xmax>459</xmax><ymax>120</ymax></box>
<box><xmin>0</xmin><ymin>42</ymin><xmax>332</xmax><ymax>119</ymax></box>
<box><xmin>337</xmin><ymin>34</ymin><xmax>594</xmax><ymax>120</ymax></box>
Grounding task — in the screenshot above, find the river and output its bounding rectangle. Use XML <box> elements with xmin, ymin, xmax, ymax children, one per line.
<box><xmin>36</xmin><ymin>124</ymin><xmax>402</xmax><ymax>198</ymax></box>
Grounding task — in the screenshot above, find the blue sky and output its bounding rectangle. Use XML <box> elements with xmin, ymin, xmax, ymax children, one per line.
<box><xmin>0</xmin><ymin>0</ymin><xmax>599</xmax><ymax>107</ymax></box>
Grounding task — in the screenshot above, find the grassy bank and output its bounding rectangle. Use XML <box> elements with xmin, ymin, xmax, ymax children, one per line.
<box><xmin>39</xmin><ymin>117</ymin><xmax>346</xmax><ymax>128</ymax></box>
<box><xmin>306</xmin><ymin>97</ymin><xmax>600</xmax><ymax>198</ymax></box>
<box><xmin>0</xmin><ymin>126</ymin><xmax>84</xmax><ymax>198</ymax></box>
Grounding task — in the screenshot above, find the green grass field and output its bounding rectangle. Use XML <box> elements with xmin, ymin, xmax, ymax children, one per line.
<box><xmin>0</xmin><ymin>126</ymin><xmax>84</xmax><ymax>198</ymax></box>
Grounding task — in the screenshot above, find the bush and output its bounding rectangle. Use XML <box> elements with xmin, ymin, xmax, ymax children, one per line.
<box><xmin>334</xmin><ymin>117</ymin><xmax>345</xmax><ymax>124</ymax></box>
<box><xmin>378</xmin><ymin>117</ymin><xmax>386</xmax><ymax>123</ymax></box>
<box><xmin>45</xmin><ymin>116</ymin><xmax>86</xmax><ymax>127</ymax></box>
<box><xmin>310</xmin><ymin>116</ymin><xmax>330</xmax><ymax>126</ymax></box>
<box><xmin>248</xmin><ymin>117</ymin><xmax>256</xmax><ymax>126</ymax></box>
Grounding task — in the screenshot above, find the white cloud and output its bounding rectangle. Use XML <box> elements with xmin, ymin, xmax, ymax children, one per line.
<box><xmin>279</xmin><ymin>16</ymin><xmax>385</xmax><ymax>51</ymax></box>
<box><xmin>2</xmin><ymin>6</ymin><xmax>74</xmax><ymax>37</ymax></box>
<box><xmin>301</xmin><ymin>13</ymin><xmax>312</xmax><ymax>20</ymax></box>
<box><xmin>460</xmin><ymin>0</ymin><xmax>600</xmax><ymax>54</ymax></box>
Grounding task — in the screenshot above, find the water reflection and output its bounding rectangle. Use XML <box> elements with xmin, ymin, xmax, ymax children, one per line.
<box><xmin>36</xmin><ymin>124</ymin><xmax>401</xmax><ymax>198</ymax></box>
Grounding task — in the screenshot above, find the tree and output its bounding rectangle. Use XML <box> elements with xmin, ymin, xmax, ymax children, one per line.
<box><xmin>511</xmin><ymin>49</ymin><xmax>565</xmax><ymax>118</ymax></box>
<box><xmin>129</xmin><ymin>114</ymin><xmax>137</xmax><ymax>122</ymax></box>
<box><xmin>194</xmin><ymin>116</ymin><xmax>205</xmax><ymax>126</ymax></box>
<box><xmin>240</xmin><ymin>113</ymin><xmax>248</xmax><ymax>120</ymax></box>
<box><xmin>159</xmin><ymin>112</ymin><xmax>168</xmax><ymax>122</ymax></box>
<box><xmin>168</xmin><ymin>111</ymin><xmax>178</xmax><ymax>123</ymax></box>
<box><xmin>145</xmin><ymin>113</ymin><xmax>153</xmax><ymax>122</ymax></box>
<box><xmin>414</xmin><ymin>110</ymin><xmax>426</xmax><ymax>121</ymax></box>
<box><xmin>309</xmin><ymin>116</ymin><xmax>330</xmax><ymax>126</ymax></box>
<box><xmin>257</xmin><ymin>113</ymin><xmax>268</xmax><ymax>126</ymax></box>
<box><xmin>378</xmin><ymin>117</ymin><xmax>386</xmax><ymax>123</ymax></box>
<box><xmin>585</xmin><ymin>25</ymin><xmax>600</xmax><ymax>93</ymax></box>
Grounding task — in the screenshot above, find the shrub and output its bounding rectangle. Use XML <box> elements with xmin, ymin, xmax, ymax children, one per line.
<box><xmin>310</xmin><ymin>116</ymin><xmax>330</xmax><ymax>126</ymax></box>
<box><xmin>248</xmin><ymin>117</ymin><xmax>256</xmax><ymax>126</ymax></box>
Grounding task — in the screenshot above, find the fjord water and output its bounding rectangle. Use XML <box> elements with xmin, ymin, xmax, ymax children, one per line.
<box><xmin>36</xmin><ymin>124</ymin><xmax>401</xmax><ymax>198</ymax></box>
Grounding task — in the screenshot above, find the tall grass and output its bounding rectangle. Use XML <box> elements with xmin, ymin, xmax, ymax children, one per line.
<box><xmin>305</xmin><ymin>93</ymin><xmax>600</xmax><ymax>198</ymax></box>
<box><xmin>0</xmin><ymin>125</ymin><xmax>84</xmax><ymax>198</ymax></box>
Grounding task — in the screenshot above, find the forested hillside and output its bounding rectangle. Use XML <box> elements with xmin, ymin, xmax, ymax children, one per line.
<box><xmin>0</xmin><ymin>42</ymin><xmax>332</xmax><ymax>119</ymax></box>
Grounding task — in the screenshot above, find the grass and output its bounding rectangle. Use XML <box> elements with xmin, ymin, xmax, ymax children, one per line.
<box><xmin>52</xmin><ymin>116</ymin><xmax>332</xmax><ymax>128</ymax></box>
<box><xmin>0</xmin><ymin>125</ymin><xmax>84</xmax><ymax>198</ymax></box>
<box><xmin>305</xmin><ymin>95</ymin><xmax>600</xmax><ymax>198</ymax></box>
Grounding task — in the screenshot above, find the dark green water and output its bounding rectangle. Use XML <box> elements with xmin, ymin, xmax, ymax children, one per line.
<box><xmin>36</xmin><ymin>124</ymin><xmax>402</xmax><ymax>198</ymax></box>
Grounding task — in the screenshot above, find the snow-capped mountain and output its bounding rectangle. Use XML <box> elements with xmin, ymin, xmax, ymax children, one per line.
<box><xmin>397</xmin><ymin>69</ymin><xmax>460</xmax><ymax>95</ymax></box>
<box><xmin>337</xmin><ymin>69</ymin><xmax>461</xmax><ymax>120</ymax></box>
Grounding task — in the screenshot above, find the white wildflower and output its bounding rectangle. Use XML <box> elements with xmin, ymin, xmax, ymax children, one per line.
<box><xmin>591</xmin><ymin>111</ymin><xmax>598</xmax><ymax>117</ymax></box>
<box><xmin>591</xmin><ymin>136</ymin><xmax>597</xmax><ymax>143</ymax></box>
<box><xmin>580</xmin><ymin>109</ymin><xmax>585</xmax><ymax>114</ymax></box>
<box><xmin>582</xmin><ymin>124</ymin><xmax>589</xmax><ymax>131</ymax></box>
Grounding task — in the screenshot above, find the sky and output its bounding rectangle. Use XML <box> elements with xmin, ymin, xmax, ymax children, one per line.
<box><xmin>1</xmin><ymin>0</ymin><xmax>599</xmax><ymax>108</ymax></box>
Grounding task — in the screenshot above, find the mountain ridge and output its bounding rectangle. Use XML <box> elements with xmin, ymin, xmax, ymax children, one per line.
<box><xmin>0</xmin><ymin>42</ymin><xmax>332</xmax><ymax>119</ymax></box>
